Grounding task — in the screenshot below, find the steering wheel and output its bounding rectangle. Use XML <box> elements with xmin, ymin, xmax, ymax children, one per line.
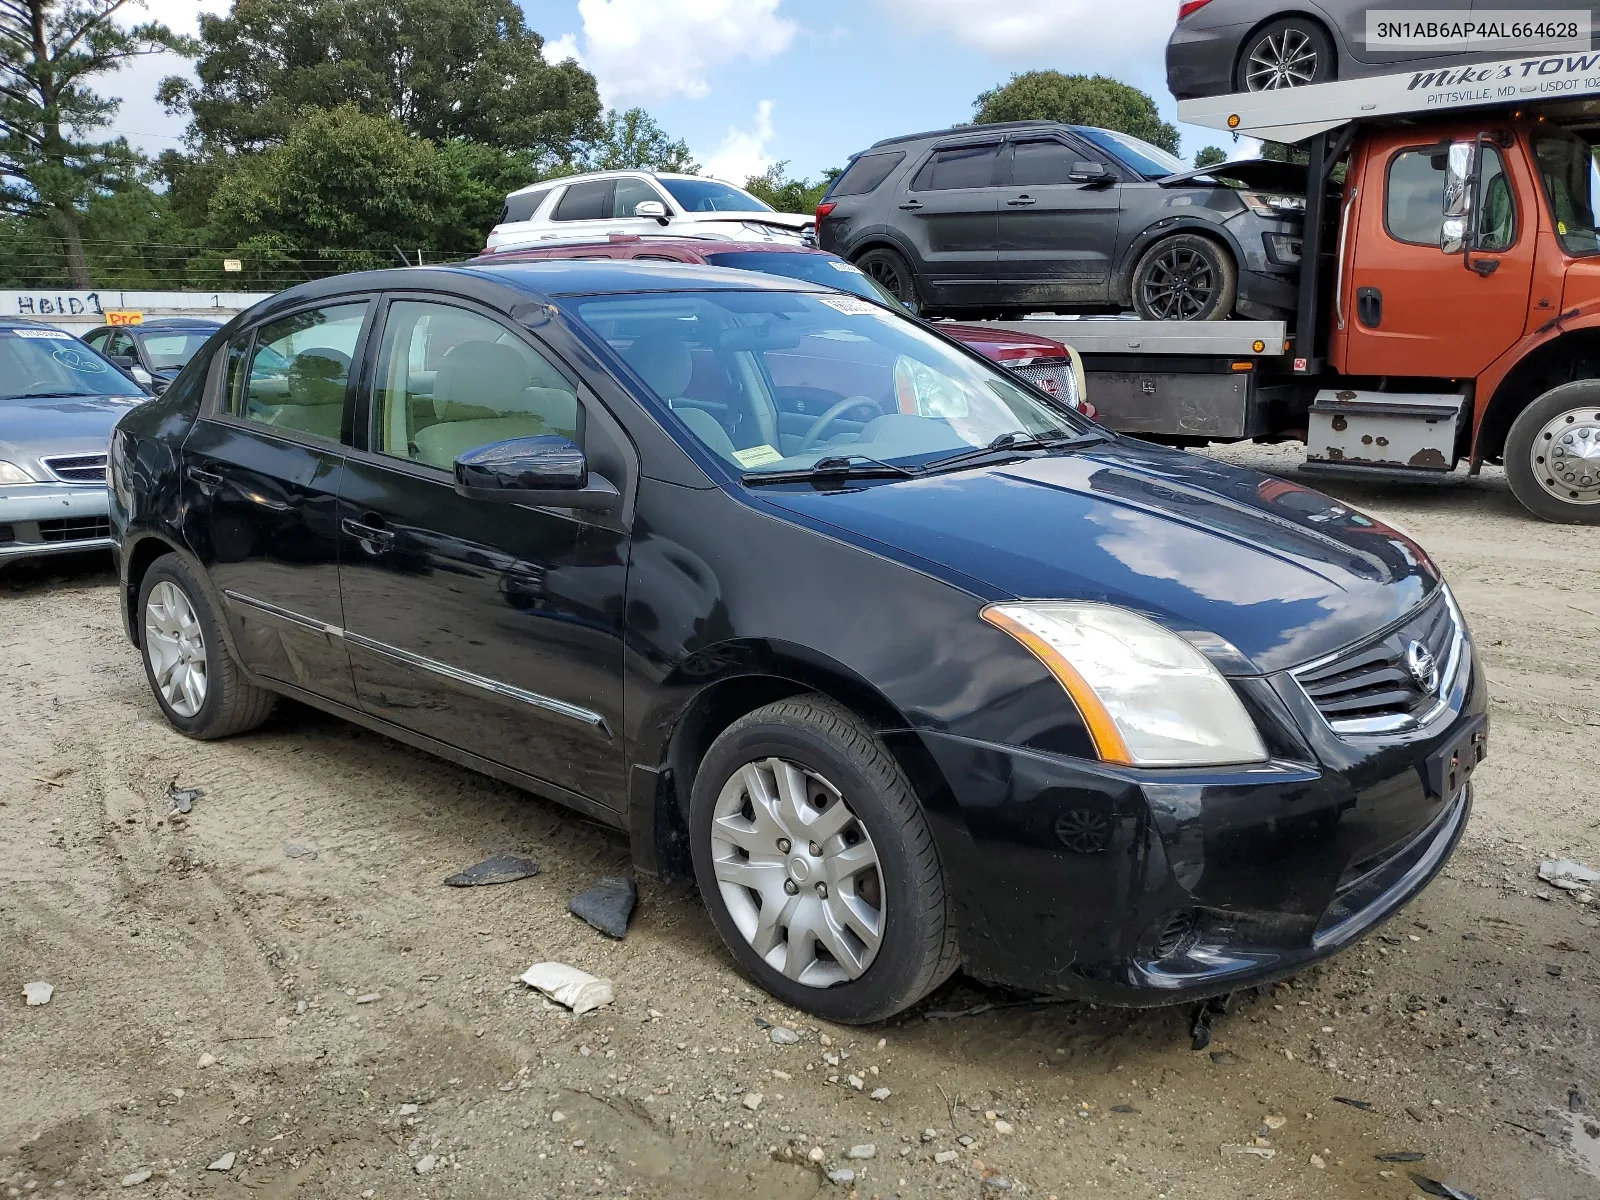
<box><xmin>797</xmin><ymin>396</ymin><xmax>881</xmax><ymax>453</ymax></box>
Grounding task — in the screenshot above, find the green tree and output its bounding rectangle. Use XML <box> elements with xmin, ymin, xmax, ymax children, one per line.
<box><xmin>743</xmin><ymin>161</ymin><xmax>841</xmax><ymax>214</ymax></box>
<box><xmin>200</xmin><ymin>105</ymin><xmax>526</xmax><ymax>288</ymax></box>
<box><xmin>1</xmin><ymin>0</ymin><xmax>193</xmax><ymax>286</ymax></box>
<box><xmin>1193</xmin><ymin>145</ymin><xmax>1227</xmax><ymax>169</ymax></box>
<box><xmin>580</xmin><ymin>108</ymin><xmax>696</xmax><ymax>173</ymax></box>
<box><xmin>974</xmin><ymin>71</ymin><xmax>1179</xmax><ymax>155</ymax></box>
<box><xmin>161</xmin><ymin>0</ymin><xmax>601</xmax><ymax>160</ymax></box>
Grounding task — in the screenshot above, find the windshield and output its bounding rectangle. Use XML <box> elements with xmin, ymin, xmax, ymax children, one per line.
<box><xmin>0</xmin><ymin>328</ymin><xmax>144</xmax><ymax>400</ymax></box>
<box><xmin>140</xmin><ymin>330</ymin><xmax>214</xmax><ymax>371</ymax></box>
<box><xmin>1076</xmin><ymin>128</ymin><xmax>1187</xmax><ymax>180</ymax></box>
<box><xmin>701</xmin><ymin>252</ymin><xmax>902</xmax><ymax>307</ymax></box>
<box><xmin>571</xmin><ymin>290</ymin><xmax>1089</xmax><ymax>476</ymax></box>
<box><xmin>1533</xmin><ymin>130</ymin><xmax>1600</xmax><ymax>255</ymax></box>
<box><xmin>660</xmin><ymin>178</ymin><xmax>774</xmax><ymax>213</ymax></box>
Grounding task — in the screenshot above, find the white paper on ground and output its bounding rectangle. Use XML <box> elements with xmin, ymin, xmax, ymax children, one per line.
<box><xmin>520</xmin><ymin>962</ymin><xmax>615</xmax><ymax>1014</ymax></box>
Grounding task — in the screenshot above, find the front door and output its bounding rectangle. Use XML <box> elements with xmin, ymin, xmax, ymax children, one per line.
<box><xmin>1341</xmin><ymin>137</ymin><xmax>1535</xmax><ymax>379</ymax></box>
<box><xmin>995</xmin><ymin>137</ymin><xmax>1121</xmax><ymax>304</ymax></box>
<box><xmin>542</xmin><ymin>177</ymin><xmax>673</xmax><ymax>243</ymax></box>
<box><xmin>179</xmin><ymin>298</ymin><xmax>371</xmax><ymax>707</ymax></box>
<box><xmin>336</xmin><ymin>297</ymin><xmax>630</xmax><ymax>811</ymax></box>
<box><xmin>898</xmin><ymin>141</ymin><xmax>1005</xmax><ymax>308</ymax></box>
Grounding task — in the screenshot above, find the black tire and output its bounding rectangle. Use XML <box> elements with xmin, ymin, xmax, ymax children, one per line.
<box><xmin>688</xmin><ymin>696</ymin><xmax>958</xmax><ymax>1024</ymax></box>
<box><xmin>137</xmin><ymin>554</ymin><xmax>276</xmax><ymax>738</ymax></box>
<box><xmin>1234</xmin><ymin>17</ymin><xmax>1335</xmax><ymax>92</ymax></box>
<box><xmin>1504</xmin><ymin>380</ymin><xmax>1600</xmax><ymax>524</ymax></box>
<box><xmin>854</xmin><ymin>247</ymin><xmax>921</xmax><ymax>311</ymax></box>
<box><xmin>1131</xmin><ymin>234</ymin><xmax>1237</xmax><ymax>321</ymax></box>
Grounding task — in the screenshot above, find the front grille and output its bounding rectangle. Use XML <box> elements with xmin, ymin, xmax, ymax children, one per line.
<box><xmin>1293</xmin><ymin>588</ymin><xmax>1465</xmax><ymax>734</ymax></box>
<box><xmin>1005</xmin><ymin>357</ymin><xmax>1079</xmax><ymax>409</ymax></box>
<box><xmin>37</xmin><ymin>516</ymin><xmax>111</xmax><ymax>542</ymax></box>
<box><xmin>42</xmin><ymin>453</ymin><xmax>107</xmax><ymax>484</ymax></box>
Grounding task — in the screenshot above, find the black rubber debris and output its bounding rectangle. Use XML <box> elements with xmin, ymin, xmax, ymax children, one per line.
<box><xmin>1409</xmin><ymin>1173</ymin><xmax>1478</xmax><ymax>1200</ymax></box>
<box><xmin>1189</xmin><ymin>1004</ymin><xmax>1213</xmax><ymax>1050</ymax></box>
<box><xmin>1375</xmin><ymin>1152</ymin><xmax>1426</xmax><ymax>1163</ymax></box>
<box><xmin>1571</xmin><ymin>1085</ymin><xmax>1589</xmax><ymax>1113</ymax></box>
<box><xmin>443</xmin><ymin>854</ymin><xmax>541</xmax><ymax>887</ymax></box>
<box><xmin>167</xmin><ymin>780</ymin><xmax>204</xmax><ymax>814</ymax></box>
<box><xmin>569</xmin><ymin>875</ymin><xmax>637</xmax><ymax>938</ymax></box>
<box><xmin>1333</xmin><ymin>1096</ymin><xmax>1375</xmax><ymax>1111</ymax></box>
<box><xmin>1110</xmin><ymin>1104</ymin><xmax>1138</xmax><ymax>1114</ymax></box>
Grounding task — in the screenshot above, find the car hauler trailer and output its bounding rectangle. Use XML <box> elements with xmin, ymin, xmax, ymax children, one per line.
<box><xmin>984</xmin><ymin>50</ymin><xmax>1600</xmax><ymax>524</ymax></box>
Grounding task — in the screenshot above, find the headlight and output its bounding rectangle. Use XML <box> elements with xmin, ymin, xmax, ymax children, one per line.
<box><xmin>1238</xmin><ymin>191</ymin><xmax>1306</xmax><ymax>217</ymax></box>
<box><xmin>981</xmin><ymin>602</ymin><xmax>1268</xmax><ymax>767</ymax></box>
<box><xmin>0</xmin><ymin>460</ymin><xmax>37</xmax><ymax>484</ymax></box>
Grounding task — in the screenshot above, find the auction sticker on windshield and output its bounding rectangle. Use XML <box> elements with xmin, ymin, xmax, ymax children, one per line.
<box><xmin>11</xmin><ymin>328</ymin><xmax>71</xmax><ymax>339</ymax></box>
<box><xmin>817</xmin><ymin>295</ymin><xmax>882</xmax><ymax>316</ymax></box>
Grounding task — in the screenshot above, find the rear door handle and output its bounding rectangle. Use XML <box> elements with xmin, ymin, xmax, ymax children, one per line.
<box><xmin>186</xmin><ymin>465</ymin><xmax>223</xmax><ymax>489</ymax></box>
<box><xmin>1006</xmin><ymin>195</ymin><xmax>1038</xmax><ymax>206</ymax></box>
<box><xmin>341</xmin><ymin>515</ymin><xmax>394</xmax><ymax>552</ymax></box>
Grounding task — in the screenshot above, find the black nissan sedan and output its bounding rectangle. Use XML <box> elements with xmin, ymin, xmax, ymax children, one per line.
<box><xmin>108</xmin><ymin>262</ymin><xmax>1487</xmax><ymax>1023</ymax></box>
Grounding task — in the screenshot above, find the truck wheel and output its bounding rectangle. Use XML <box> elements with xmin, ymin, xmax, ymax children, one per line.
<box><xmin>855</xmin><ymin>248</ymin><xmax>921</xmax><ymax>311</ymax></box>
<box><xmin>1235</xmin><ymin>17</ymin><xmax>1335</xmax><ymax>92</ymax></box>
<box><xmin>1505</xmin><ymin>381</ymin><xmax>1600</xmax><ymax>523</ymax></box>
<box><xmin>138</xmin><ymin>554</ymin><xmax>277</xmax><ymax>738</ymax></box>
<box><xmin>1131</xmin><ymin>234</ymin><xmax>1237</xmax><ymax>321</ymax></box>
<box><xmin>689</xmin><ymin>696</ymin><xmax>959</xmax><ymax>1024</ymax></box>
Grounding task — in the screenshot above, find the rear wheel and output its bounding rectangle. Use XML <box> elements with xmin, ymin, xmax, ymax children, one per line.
<box><xmin>138</xmin><ymin>555</ymin><xmax>276</xmax><ymax>738</ymax></box>
<box><xmin>1235</xmin><ymin>18</ymin><xmax>1335</xmax><ymax>92</ymax></box>
<box><xmin>689</xmin><ymin>696</ymin><xmax>958</xmax><ymax>1024</ymax></box>
<box><xmin>1131</xmin><ymin>234</ymin><xmax>1237</xmax><ymax>321</ymax></box>
<box><xmin>854</xmin><ymin>247</ymin><xmax>920</xmax><ymax>311</ymax></box>
<box><xmin>1505</xmin><ymin>380</ymin><xmax>1600</xmax><ymax>523</ymax></box>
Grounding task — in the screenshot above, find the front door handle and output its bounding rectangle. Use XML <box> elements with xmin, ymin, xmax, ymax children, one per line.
<box><xmin>341</xmin><ymin>515</ymin><xmax>394</xmax><ymax>552</ymax></box>
<box><xmin>186</xmin><ymin>464</ymin><xmax>223</xmax><ymax>490</ymax></box>
<box><xmin>1006</xmin><ymin>195</ymin><xmax>1038</xmax><ymax>206</ymax></box>
<box><xmin>1356</xmin><ymin>286</ymin><xmax>1383</xmax><ymax>329</ymax></box>
<box><xmin>898</xmin><ymin>200</ymin><xmax>924</xmax><ymax>211</ymax></box>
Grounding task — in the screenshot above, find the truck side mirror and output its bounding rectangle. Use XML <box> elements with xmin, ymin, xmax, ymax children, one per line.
<box><xmin>1441</xmin><ymin>140</ymin><xmax>1477</xmax><ymax>254</ymax></box>
<box><xmin>1440</xmin><ymin>217</ymin><xmax>1466</xmax><ymax>254</ymax></box>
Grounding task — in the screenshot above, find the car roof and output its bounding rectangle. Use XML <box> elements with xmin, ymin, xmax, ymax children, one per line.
<box><xmin>479</xmin><ymin>239</ymin><xmax>832</xmax><ymax>263</ymax></box>
<box><xmin>505</xmin><ymin>170</ymin><xmax>710</xmax><ymax>198</ymax></box>
<box><xmin>0</xmin><ymin>316</ymin><xmax>73</xmax><ymax>333</ymax></box>
<box><xmin>129</xmin><ymin>317</ymin><xmax>224</xmax><ymax>329</ymax></box>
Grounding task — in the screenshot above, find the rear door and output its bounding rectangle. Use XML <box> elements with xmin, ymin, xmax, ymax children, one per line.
<box><xmin>179</xmin><ymin>298</ymin><xmax>372</xmax><ymax>707</ymax></box>
<box><xmin>995</xmin><ymin>135</ymin><xmax>1121</xmax><ymax>304</ymax></box>
<box><xmin>897</xmin><ymin>141</ymin><xmax>1004</xmax><ymax>307</ymax></box>
<box><xmin>335</xmin><ymin>295</ymin><xmax>632</xmax><ymax>812</ymax></box>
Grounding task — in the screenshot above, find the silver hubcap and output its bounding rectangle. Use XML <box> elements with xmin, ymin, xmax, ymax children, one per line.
<box><xmin>144</xmin><ymin>581</ymin><xmax>208</xmax><ymax>717</ymax></box>
<box><xmin>1246</xmin><ymin>29</ymin><xmax>1319</xmax><ymax>90</ymax></box>
<box><xmin>710</xmin><ymin>758</ymin><xmax>885</xmax><ymax>988</ymax></box>
<box><xmin>1532</xmin><ymin>407</ymin><xmax>1600</xmax><ymax>506</ymax></box>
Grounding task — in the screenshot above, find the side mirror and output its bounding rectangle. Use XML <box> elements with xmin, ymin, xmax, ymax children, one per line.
<box><xmin>633</xmin><ymin>200</ymin><xmax>671</xmax><ymax>225</ymax></box>
<box><xmin>111</xmin><ymin>353</ymin><xmax>136</xmax><ymax>368</ymax></box>
<box><xmin>1440</xmin><ymin>217</ymin><xmax>1467</xmax><ymax>254</ymax></box>
<box><xmin>1070</xmin><ymin>162</ymin><xmax>1112</xmax><ymax>184</ymax></box>
<box><xmin>454</xmin><ymin>434</ymin><xmax>620</xmax><ymax>512</ymax></box>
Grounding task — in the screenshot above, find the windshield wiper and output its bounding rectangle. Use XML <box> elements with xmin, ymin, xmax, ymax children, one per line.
<box><xmin>7</xmin><ymin>390</ymin><xmax>101</xmax><ymax>400</ymax></box>
<box><xmin>743</xmin><ymin>453</ymin><xmax>921</xmax><ymax>486</ymax></box>
<box><xmin>921</xmin><ymin>428</ymin><xmax>1104</xmax><ymax>475</ymax></box>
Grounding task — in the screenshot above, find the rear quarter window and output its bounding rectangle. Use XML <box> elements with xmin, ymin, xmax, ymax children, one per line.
<box><xmin>504</xmin><ymin>187</ymin><xmax>552</xmax><ymax>224</ymax></box>
<box><xmin>831</xmin><ymin>152</ymin><xmax>906</xmax><ymax>197</ymax></box>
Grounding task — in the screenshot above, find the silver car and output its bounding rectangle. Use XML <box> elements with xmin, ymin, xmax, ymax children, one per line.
<box><xmin>0</xmin><ymin>319</ymin><xmax>148</xmax><ymax>564</ymax></box>
<box><xmin>1168</xmin><ymin>1</ymin><xmax>1600</xmax><ymax>99</ymax></box>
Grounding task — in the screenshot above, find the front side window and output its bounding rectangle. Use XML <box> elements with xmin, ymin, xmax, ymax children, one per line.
<box><xmin>1533</xmin><ymin>130</ymin><xmax>1600</xmax><ymax>255</ymax></box>
<box><xmin>912</xmin><ymin>144</ymin><xmax>1001</xmax><ymax>191</ymax></box>
<box><xmin>238</xmin><ymin>302</ymin><xmax>368</xmax><ymax>440</ymax></box>
<box><xmin>141</xmin><ymin>331</ymin><xmax>214</xmax><ymax>371</ymax></box>
<box><xmin>105</xmin><ymin>330</ymin><xmax>137</xmax><ymax>360</ymax></box>
<box><xmin>659</xmin><ymin>177</ymin><xmax>772</xmax><ymax>212</ymax></box>
<box><xmin>612</xmin><ymin>177</ymin><xmax>667</xmax><ymax>217</ymax></box>
<box><xmin>370</xmin><ymin>300</ymin><xmax>580</xmax><ymax>471</ymax></box>
<box><xmin>554</xmin><ymin>180</ymin><xmax>613</xmax><ymax>221</ymax></box>
<box><xmin>1387</xmin><ymin>145</ymin><xmax>1515</xmax><ymax>251</ymax></box>
<box><xmin>1074</xmin><ymin>128</ymin><xmax>1183</xmax><ymax>180</ymax></box>
<box><xmin>571</xmin><ymin>290</ymin><xmax>1088</xmax><ymax>474</ymax></box>
<box><xmin>1010</xmin><ymin>139</ymin><xmax>1082</xmax><ymax>187</ymax></box>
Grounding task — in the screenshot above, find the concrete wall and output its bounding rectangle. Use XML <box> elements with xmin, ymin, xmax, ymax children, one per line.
<box><xmin>0</xmin><ymin>290</ymin><xmax>275</xmax><ymax>334</ymax></box>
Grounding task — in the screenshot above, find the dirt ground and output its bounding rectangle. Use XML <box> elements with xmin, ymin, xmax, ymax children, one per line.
<box><xmin>3</xmin><ymin>444</ymin><xmax>1599</xmax><ymax>1200</ymax></box>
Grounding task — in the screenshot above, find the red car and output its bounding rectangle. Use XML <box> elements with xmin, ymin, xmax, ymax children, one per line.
<box><xmin>475</xmin><ymin>238</ymin><xmax>1093</xmax><ymax>417</ymax></box>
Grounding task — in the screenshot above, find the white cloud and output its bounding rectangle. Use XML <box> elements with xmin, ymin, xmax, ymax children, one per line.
<box><xmin>549</xmin><ymin>0</ymin><xmax>798</xmax><ymax>106</ymax></box>
<box><xmin>101</xmin><ymin>1</ymin><xmax>226</xmax><ymax>155</ymax></box>
<box><xmin>699</xmin><ymin>100</ymin><xmax>776</xmax><ymax>184</ymax></box>
<box><xmin>873</xmin><ymin>0</ymin><xmax>1169</xmax><ymax>63</ymax></box>
<box><xmin>541</xmin><ymin>33</ymin><xmax>583</xmax><ymax>68</ymax></box>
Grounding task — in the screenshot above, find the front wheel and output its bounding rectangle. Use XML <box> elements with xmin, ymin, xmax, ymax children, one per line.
<box><xmin>1504</xmin><ymin>380</ymin><xmax>1600</xmax><ymax>523</ymax></box>
<box><xmin>689</xmin><ymin>696</ymin><xmax>958</xmax><ymax>1024</ymax></box>
<box><xmin>1131</xmin><ymin>234</ymin><xmax>1237</xmax><ymax>321</ymax></box>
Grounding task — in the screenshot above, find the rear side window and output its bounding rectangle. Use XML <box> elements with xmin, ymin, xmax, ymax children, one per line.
<box><xmin>912</xmin><ymin>144</ymin><xmax>1001</xmax><ymax>191</ymax></box>
<box><xmin>831</xmin><ymin>152</ymin><xmax>905</xmax><ymax>197</ymax></box>
<box><xmin>1011</xmin><ymin>140</ymin><xmax>1081</xmax><ymax>187</ymax></box>
<box><xmin>238</xmin><ymin>302</ymin><xmax>369</xmax><ymax>441</ymax></box>
<box><xmin>504</xmin><ymin>187</ymin><xmax>552</xmax><ymax>224</ymax></box>
<box><xmin>554</xmin><ymin>180</ymin><xmax>613</xmax><ymax>221</ymax></box>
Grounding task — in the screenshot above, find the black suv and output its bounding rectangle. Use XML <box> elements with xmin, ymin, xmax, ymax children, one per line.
<box><xmin>817</xmin><ymin>120</ymin><xmax>1305</xmax><ymax>322</ymax></box>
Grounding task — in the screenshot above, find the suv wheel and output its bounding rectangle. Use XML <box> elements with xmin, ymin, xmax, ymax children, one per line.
<box><xmin>1236</xmin><ymin>17</ymin><xmax>1335</xmax><ymax>92</ymax></box>
<box><xmin>689</xmin><ymin>696</ymin><xmax>958</xmax><ymax>1024</ymax></box>
<box><xmin>854</xmin><ymin>248</ymin><xmax>920</xmax><ymax>310</ymax></box>
<box><xmin>1505</xmin><ymin>381</ymin><xmax>1600</xmax><ymax>523</ymax></box>
<box><xmin>138</xmin><ymin>554</ymin><xmax>276</xmax><ymax>738</ymax></box>
<box><xmin>1131</xmin><ymin>234</ymin><xmax>1237</xmax><ymax>321</ymax></box>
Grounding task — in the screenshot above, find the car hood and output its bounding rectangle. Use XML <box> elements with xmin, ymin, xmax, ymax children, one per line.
<box><xmin>1159</xmin><ymin>158</ymin><xmax>1308</xmax><ymax>192</ymax></box>
<box><xmin>937</xmin><ymin>322</ymin><xmax>1069</xmax><ymax>360</ymax></box>
<box><xmin>755</xmin><ymin>441</ymin><xmax>1437</xmax><ymax>675</ymax></box>
<box><xmin>688</xmin><ymin>211</ymin><xmax>814</xmax><ymax>234</ymax></box>
<box><xmin>0</xmin><ymin>393</ymin><xmax>144</xmax><ymax>468</ymax></box>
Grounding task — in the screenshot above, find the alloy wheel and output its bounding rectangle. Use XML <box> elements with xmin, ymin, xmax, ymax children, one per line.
<box><xmin>1140</xmin><ymin>246</ymin><xmax>1217</xmax><ymax>320</ymax></box>
<box><xmin>1244</xmin><ymin>28</ymin><xmax>1320</xmax><ymax>90</ymax></box>
<box><xmin>1531</xmin><ymin>406</ymin><xmax>1600</xmax><ymax>506</ymax></box>
<box><xmin>860</xmin><ymin>257</ymin><xmax>908</xmax><ymax>300</ymax></box>
<box><xmin>709</xmin><ymin>757</ymin><xmax>885</xmax><ymax>988</ymax></box>
<box><xmin>144</xmin><ymin>580</ymin><xmax>209</xmax><ymax>717</ymax></box>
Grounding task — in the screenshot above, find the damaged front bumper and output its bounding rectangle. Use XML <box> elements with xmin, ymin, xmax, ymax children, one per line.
<box><xmin>1</xmin><ymin>483</ymin><xmax>113</xmax><ymax>561</ymax></box>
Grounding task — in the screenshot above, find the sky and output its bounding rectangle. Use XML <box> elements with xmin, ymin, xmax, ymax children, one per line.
<box><xmin>106</xmin><ymin>0</ymin><xmax>1248</xmax><ymax>183</ymax></box>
